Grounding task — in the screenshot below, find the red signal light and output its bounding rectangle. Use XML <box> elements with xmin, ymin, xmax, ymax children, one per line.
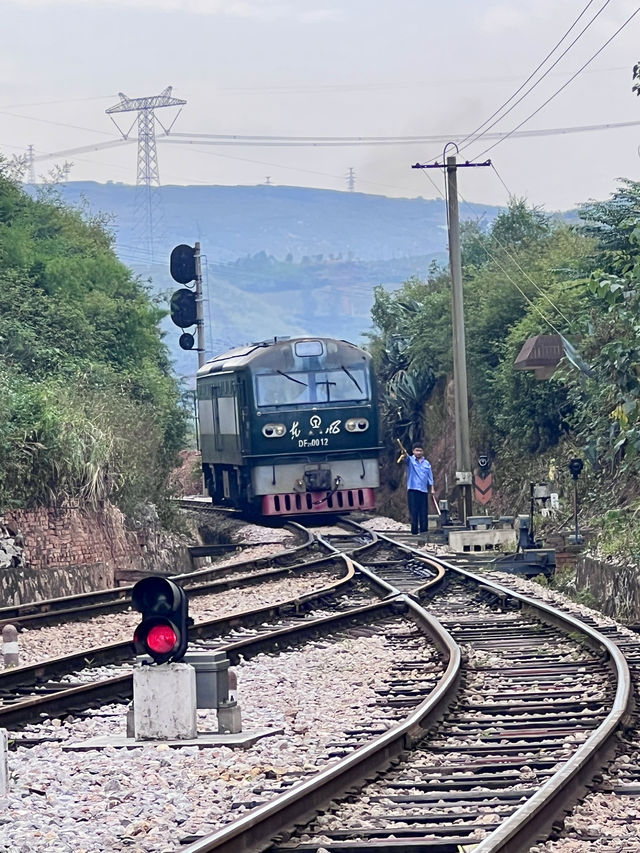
<box><xmin>147</xmin><ymin>624</ymin><xmax>178</xmax><ymax>654</ymax></box>
<box><xmin>132</xmin><ymin>577</ymin><xmax>190</xmax><ymax>664</ymax></box>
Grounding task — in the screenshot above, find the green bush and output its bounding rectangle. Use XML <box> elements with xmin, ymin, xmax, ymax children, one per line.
<box><xmin>0</xmin><ymin>163</ymin><xmax>186</xmax><ymax>512</ymax></box>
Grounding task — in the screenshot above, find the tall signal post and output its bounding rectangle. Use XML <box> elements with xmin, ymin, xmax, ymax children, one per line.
<box><xmin>106</xmin><ymin>86</ymin><xmax>186</xmax><ymax>262</ymax></box>
<box><xmin>412</xmin><ymin>153</ymin><xmax>490</xmax><ymax>524</ymax></box>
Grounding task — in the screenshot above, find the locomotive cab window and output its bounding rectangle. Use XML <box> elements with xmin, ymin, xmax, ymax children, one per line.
<box><xmin>255</xmin><ymin>364</ymin><xmax>369</xmax><ymax>407</ymax></box>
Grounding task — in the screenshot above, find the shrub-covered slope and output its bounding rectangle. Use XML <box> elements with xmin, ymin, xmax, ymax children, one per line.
<box><xmin>0</xmin><ymin>165</ymin><xmax>186</xmax><ymax>513</ymax></box>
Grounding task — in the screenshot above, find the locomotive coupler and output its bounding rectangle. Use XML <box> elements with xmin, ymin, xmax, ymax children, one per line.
<box><xmin>304</xmin><ymin>467</ymin><xmax>332</xmax><ymax>492</ymax></box>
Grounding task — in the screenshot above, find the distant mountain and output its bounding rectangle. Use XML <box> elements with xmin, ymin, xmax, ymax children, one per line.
<box><xmin>49</xmin><ymin>182</ymin><xmax>504</xmax><ymax>379</ymax></box>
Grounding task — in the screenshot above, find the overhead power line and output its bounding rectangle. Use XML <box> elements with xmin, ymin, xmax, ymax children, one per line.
<box><xmin>457</xmin><ymin>0</ymin><xmax>612</xmax><ymax>152</ymax></box>
<box><xmin>472</xmin><ymin>6</ymin><xmax>640</xmax><ymax>160</ymax></box>
<box><xmin>157</xmin><ymin>119</ymin><xmax>640</xmax><ymax>148</ymax></box>
<box><xmin>31</xmin><ymin>138</ymin><xmax>135</xmax><ymax>161</ymax></box>
<box><xmin>417</xmin><ymin>167</ymin><xmax>572</xmax><ymax>336</ymax></box>
<box><xmin>19</xmin><ymin>119</ymin><xmax>640</xmax><ymax>167</ymax></box>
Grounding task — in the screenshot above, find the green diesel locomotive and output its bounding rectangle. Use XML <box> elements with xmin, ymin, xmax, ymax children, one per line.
<box><xmin>196</xmin><ymin>336</ymin><xmax>381</xmax><ymax>516</ymax></box>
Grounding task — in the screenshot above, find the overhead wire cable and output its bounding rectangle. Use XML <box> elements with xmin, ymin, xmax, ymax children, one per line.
<box><xmin>457</xmin><ymin>0</ymin><xmax>610</xmax><ymax>152</ymax></box>
<box><xmin>481</xmin><ymin>168</ymin><xmax>574</xmax><ymax>326</ymax></box>
<box><xmin>490</xmin><ymin>162</ymin><xmax>514</xmax><ymax>199</ymax></box>
<box><xmin>0</xmin><ymin>109</ymin><xmax>116</xmax><ymax>137</ymax></box>
<box><xmin>451</xmin><ymin>163</ymin><xmax>575</xmax><ymax>327</ymax></box>
<box><xmin>163</xmin><ymin>118</ymin><xmax>640</xmax><ymax>146</ymax></box>
<box><xmin>419</xmin><ymin>169</ymin><xmax>566</xmax><ymax>336</ymax></box>
<box><xmin>472</xmin><ymin>5</ymin><xmax>640</xmax><ymax>159</ymax></box>
<box><xmin>480</xmin><ymin>247</ymin><xmax>566</xmax><ymax>334</ymax></box>
<box><xmin>16</xmin><ymin>117</ymin><xmax>640</xmax><ymax>187</ymax></box>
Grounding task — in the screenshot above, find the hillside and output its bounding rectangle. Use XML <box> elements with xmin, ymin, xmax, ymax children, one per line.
<box><xmin>49</xmin><ymin>182</ymin><xmax>503</xmax><ymax>378</ymax></box>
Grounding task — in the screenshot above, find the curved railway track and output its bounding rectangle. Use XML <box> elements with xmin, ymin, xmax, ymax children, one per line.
<box><xmin>3</xmin><ymin>513</ymin><xmax>637</xmax><ymax>852</ymax></box>
<box><xmin>0</xmin><ymin>551</ymin><xmax>389</xmax><ymax>728</ymax></box>
<box><xmin>0</xmin><ymin>521</ymin><xmax>316</xmax><ymax>630</ymax></box>
<box><xmin>177</xmin><ymin>527</ymin><xmax>634</xmax><ymax>853</ymax></box>
<box><xmin>1</xmin><ymin>528</ymin><xmax>443</xmax><ymax>730</ymax></box>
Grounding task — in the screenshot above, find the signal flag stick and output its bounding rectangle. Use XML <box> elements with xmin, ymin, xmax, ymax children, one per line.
<box><xmin>396</xmin><ymin>438</ymin><xmax>408</xmax><ymax>464</ymax></box>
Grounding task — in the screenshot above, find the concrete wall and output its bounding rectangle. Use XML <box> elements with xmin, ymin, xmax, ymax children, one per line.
<box><xmin>1</xmin><ymin>562</ymin><xmax>115</xmax><ymax>606</ymax></box>
<box><xmin>0</xmin><ymin>502</ymin><xmax>192</xmax><ymax>605</ymax></box>
<box><xmin>576</xmin><ymin>554</ymin><xmax>640</xmax><ymax>623</ymax></box>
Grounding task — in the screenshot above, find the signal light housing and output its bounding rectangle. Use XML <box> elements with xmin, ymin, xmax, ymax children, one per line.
<box><xmin>131</xmin><ymin>577</ymin><xmax>189</xmax><ymax>664</ymax></box>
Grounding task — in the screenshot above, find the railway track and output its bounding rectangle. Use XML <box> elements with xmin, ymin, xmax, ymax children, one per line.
<box><xmin>312</xmin><ymin>519</ymin><xmax>443</xmax><ymax>593</ymax></box>
<box><xmin>0</xmin><ymin>516</ymin><xmax>380</xmax><ymax>727</ymax></box>
<box><xmin>1</xmin><ymin>552</ymin><xmax>391</xmax><ymax>728</ymax></box>
<box><xmin>179</xmin><ymin>539</ymin><xmax>633</xmax><ymax>853</ymax></box>
<box><xmin>3</xmin><ymin>513</ymin><xmax>637</xmax><ymax>852</ymax></box>
<box><xmin>0</xmin><ymin>522</ymin><xmax>316</xmax><ymax>630</ymax></box>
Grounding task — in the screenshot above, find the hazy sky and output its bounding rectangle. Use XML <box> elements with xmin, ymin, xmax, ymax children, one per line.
<box><xmin>1</xmin><ymin>0</ymin><xmax>639</xmax><ymax>210</ymax></box>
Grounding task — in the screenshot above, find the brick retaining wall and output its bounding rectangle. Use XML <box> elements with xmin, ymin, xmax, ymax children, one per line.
<box><xmin>0</xmin><ymin>502</ymin><xmax>192</xmax><ymax>605</ymax></box>
<box><xmin>3</xmin><ymin>503</ymin><xmax>131</xmax><ymax>571</ymax></box>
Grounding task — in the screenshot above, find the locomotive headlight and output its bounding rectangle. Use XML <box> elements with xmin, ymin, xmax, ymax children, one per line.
<box><xmin>345</xmin><ymin>418</ymin><xmax>369</xmax><ymax>432</ymax></box>
<box><xmin>262</xmin><ymin>423</ymin><xmax>286</xmax><ymax>438</ymax></box>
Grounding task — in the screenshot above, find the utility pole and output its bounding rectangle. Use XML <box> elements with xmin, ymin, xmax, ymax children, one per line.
<box><xmin>412</xmin><ymin>153</ymin><xmax>490</xmax><ymax>524</ymax></box>
<box><xmin>446</xmin><ymin>155</ymin><xmax>472</xmax><ymax>521</ymax></box>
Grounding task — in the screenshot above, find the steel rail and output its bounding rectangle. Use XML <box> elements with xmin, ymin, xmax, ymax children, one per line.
<box><xmin>186</xmin><ymin>521</ymin><xmax>314</xmax><ymax>562</ymax></box>
<box><xmin>0</xmin><ymin>555</ymin><xmax>380</xmax><ymax>726</ymax></box>
<box><xmin>181</xmin><ymin>594</ymin><xmax>461</xmax><ymax>853</ymax></box>
<box><xmin>318</xmin><ymin>526</ymin><xmax>445</xmax><ymax>598</ymax></box>
<box><xmin>375</xmin><ymin>528</ymin><xmax>447</xmax><ymax>594</ymax></box>
<box><xmin>0</xmin><ymin>523</ymin><xmax>316</xmax><ymax>629</ymax></box>
<box><xmin>445</xmin><ymin>561</ymin><xmax>634</xmax><ymax>853</ymax></box>
<box><xmin>177</xmin><ymin>499</ymin><xmax>243</xmax><ymax>514</ymax></box>
<box><xmin>181</xmin><ymin>548</ymin><xmax>633</xmax><ymax>853</ymax></box>
<box><xmin>0</xmin><ymin>552</ymin><xmax>357</xmax><ymax>687</ymax></box>
<box><xmin>314</xmin><ymin>524</ymin><xmax>402</xmax><ymax>597</ymax></box>
<box><xmin>2</xmin><ymin>557</ymin><xmax>323</xmax><ymax>632</ymax></box>
<box><xmin>1</xmin><ymin>575</ymin><xmax>411</xmax><ymax>730</ymax></box>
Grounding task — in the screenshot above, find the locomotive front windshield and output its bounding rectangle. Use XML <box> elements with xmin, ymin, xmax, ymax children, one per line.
<box><xmin>255</xmin><ymin>364</ymin><xmax>370</xmax><ymax>407</ymax></box>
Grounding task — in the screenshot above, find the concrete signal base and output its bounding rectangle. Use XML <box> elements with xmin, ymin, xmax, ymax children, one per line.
<box><xmin>64</xmin><ymin>659</ymin><xmax>283</xmax><ymax>752</ymax></box>
<box><xmin>133</xmin><ymin>662</ymin><xmax>197</xmax><ymax>740</ymax></box>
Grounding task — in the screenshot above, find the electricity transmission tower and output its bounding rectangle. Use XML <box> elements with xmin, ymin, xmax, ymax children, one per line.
<box><xmin>347</xmin><ymin>167</ymin><xmax>355</xmax><ymax>192</ymax></box>
<box><xmin>27</xmin><ymin>145</ymin><xmax>36</xmax><ymax>184</ymax></box>
<box><xmin>106</xmin><ymin>86</ymin><xmax>186</xmax><ymax>262</ymax></box>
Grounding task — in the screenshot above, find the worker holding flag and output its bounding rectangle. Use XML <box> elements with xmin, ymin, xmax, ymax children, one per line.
<box><xmin>397</xmin><ymin>439</ymin><xmax>434</xmax><ymax>535</ymax></box>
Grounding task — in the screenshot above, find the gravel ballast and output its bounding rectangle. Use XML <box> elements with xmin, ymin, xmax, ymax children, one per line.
<box><xmin>3</xmin><ymin>618</ymin><xmax>439</xmax><ymax>852</ymax></box>
<box><xmin>2</xmin><ymin>570</ymin><xmax>343</xmax><ymax>670</ymax></box>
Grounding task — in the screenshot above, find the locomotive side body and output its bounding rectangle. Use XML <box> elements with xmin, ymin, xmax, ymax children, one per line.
<box><xmin>196</xmin><ymin>337</ymin><xmax>381</xmax><ymax>516</ymax></box>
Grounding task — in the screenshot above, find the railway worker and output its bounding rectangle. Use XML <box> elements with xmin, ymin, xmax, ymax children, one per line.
<box><xmin>398</xmin><ymin>444</ymin><xmax>433</xmax><ymax>535</ymax></box>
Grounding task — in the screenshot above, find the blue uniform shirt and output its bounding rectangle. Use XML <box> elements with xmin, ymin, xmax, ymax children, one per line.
<box><xmin>405</xmin><ymin>455</ymin><xmax>433</xmax><ymax>492</ymax></box>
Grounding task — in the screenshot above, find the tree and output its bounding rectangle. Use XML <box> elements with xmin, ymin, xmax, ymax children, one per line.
<box><xmin>0</xmin><ymin>162</ymin><xmax>187</xmax><ymax>513</ymax></box>
<box><xmin>368</xmin><ymin>198</ymin><xmax>591</xmax><ymax>458</ymax></box>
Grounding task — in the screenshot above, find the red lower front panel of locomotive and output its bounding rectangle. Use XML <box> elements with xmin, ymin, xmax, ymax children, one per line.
<box><xmin>262</xmin><ymin>488</ymin><xmax>376</xmax><ymax>515</ymax></box>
